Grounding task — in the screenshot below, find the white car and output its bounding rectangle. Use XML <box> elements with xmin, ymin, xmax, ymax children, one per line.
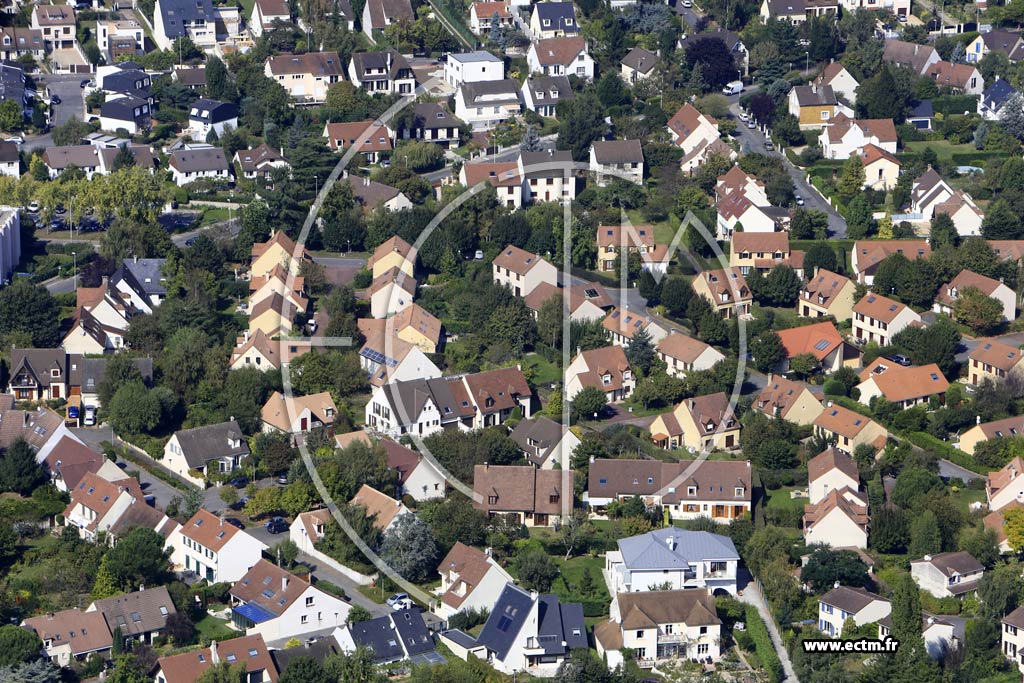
<box><xmin>5</xmin><ymin>136</ymin><xmax>24</xmax><ymax>146</ymax></box>
<box><xmin>83</xmin><ymin>405</ymin><xmax>96</xmax><ymax>426</ymax></box>
<box><xmin>681</xmin><ymin>0</ymin><xmax>692</xmax><ymax>6</ymax></box>
<box><xmin>387</xmin><ymin>593</ymin><xmax>413</xmax><ymax>610</ymax></box>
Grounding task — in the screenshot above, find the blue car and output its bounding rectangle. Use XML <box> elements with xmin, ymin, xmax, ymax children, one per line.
<box><xmin>68</xmin><ymin>405</ymin><xmax>79</xmax><ymax>419</ymax></box>
<box><xmin>265</xmin><ymin>517</ymin><xmax>288</xmax><ymax>534</ymax></box>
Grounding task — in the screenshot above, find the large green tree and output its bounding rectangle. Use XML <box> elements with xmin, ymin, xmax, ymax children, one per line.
<box><xmin>0</xmin><ymin>439</ymin><xmax>46</xmax><ymax>495</ymax></box>
<box><xmin>103</xmin><ymin>527</ymin><xmax>170</xmax><ymax>590</ymax></box>
<box><xmin>0</xmin><ymin>281</ymin><xmax>60</xmax><ymax>347</ymax></box>
<box><xmin>556</xmin><ymin>93</ymin><xmax>607</xmax><ymax>160</ymax></box>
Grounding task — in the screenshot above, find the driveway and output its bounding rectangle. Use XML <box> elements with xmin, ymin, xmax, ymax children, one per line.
<box><xmin>36</xmin><ymin>73</ymin><xmax>87</xmax><ymax>130</ymax></box>
<box><xmin>725</xmin><ymin>95</ymin><xmax>847</xmax><ymax>237</ymax></box>
<box><xmin>937</xmin><ymin>459</ymin><xmax>980</xmax><ymax>483</ymax></box>
<box><xmin>737</xmin><ymin>577</ymin><xmax>800</xmax><ymax>682</ymax></box>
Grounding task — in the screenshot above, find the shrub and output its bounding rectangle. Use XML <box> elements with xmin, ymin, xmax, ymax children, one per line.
<box><xmin>745</xmin><ymin>604</ymin><xmax>784</xmax><ymax>683</ymax></box>
<box><xmin>315</xmin><ymin>580</ymin><xmax>348</xmax><ymax>601</ymax></box>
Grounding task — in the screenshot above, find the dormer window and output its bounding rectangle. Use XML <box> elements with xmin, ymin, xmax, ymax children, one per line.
<box><xmin>687</xmin><ymin>486</ymin><xmax>697</xmax><ymax>496</ymax></box>
<box><xmin>542</xmin><ymin>18</ymin><xmax>551</xmax><ymax>25</ymax></box>
<box><xmin>735</xmin><ymin>487</ymin><xmax>745</xmax><ymax>497</ymax></box>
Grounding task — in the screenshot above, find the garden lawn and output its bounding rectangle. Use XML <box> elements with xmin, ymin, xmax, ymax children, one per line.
<box><xmin>522</xmin><ymin>354</ymin><xmax>562</xmax><ymax>387</ymax></box>
<box><xmin>194</xmin><ymin>614</ymin><xmax>236</xmax><ymax>641</ymax></box>
<box><xmin>948</xmin><ymin>485</ymin><xmax>986</xmax><ymax>514</ymax></box>
<box><xmin>764</xmin><ymin>486</ymin><xmax>808</xmax><ymax>515</ymax></box>
<box><xmin>903</xmin><ymin>140</ymin><xmax>976</xmax><ymax>161</ymax></box>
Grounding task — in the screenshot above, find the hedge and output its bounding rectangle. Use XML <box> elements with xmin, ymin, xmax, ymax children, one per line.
<box><xmin>316</xmin><ymin>580</ymin><xmax>348</xmax><ymax>601</ymax></box>
<box><xmin>745</xmin><ymin>604</ymin><xmax>784</xmax><ymax>683</ymax></box>
<box><xmin>905</xmin><ymin>431</ymin><xmax>991</xmax><ymax>475</ymax></box>
<box><xmin>932</xmin><ymin>95</ymin><xmax>980</xmax><ymax>116</ymax></box>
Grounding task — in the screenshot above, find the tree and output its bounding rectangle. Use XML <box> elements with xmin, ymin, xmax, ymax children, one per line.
<box><xmin>929</xmin><ymin>212</ymin><xmax>958</xmax><ymax>248</ymax></box>
<box><xmin>104</xmin><ymin>655</ymin><xmax>153</xmax><ymax>683</ymax></box>
<box><xmin>513</xmin><ymin>549</ymin><xmax>558</xmax><ymax>591</ymax></box>
<box><xmin>164</xmin><ymin>612</ymin><xmax>194</xmax><ymax>646</ymax></box>
<box><xmin>750</xmin><ymin>331</ymin><xmax>785</xmax><ymax>373</ymax></box>
<box><xmin>802</xmin><ymin>242</ymin><xmax>837</xmax><ymax>275</ymax></box>
<box><xmin>0</xmin><ymin>660</ymin><xmax>61</xmax><ymax>683</ymax></box>
<box><xmin>800</xmin><ymin>548</ymin><xmax>870</xmax><ymax>591</ymax></box>
<box><xmin>0</xmin><ymin>439</ymin><xmax>45</xmax><ymax>495</ymax></box>
<box><xmin>908</xmin><ymin>509</ymin><xmax>942</xmax><ymax>559</ymax></box>
<box><xmin>379</xmin><ymin>514</ymin><xmax>439</xmax><ymax>583</ymax></box>
<box><xmin>558</xmin><ymin>509</ymin><xmax>595</xmax><ymax>560</ymax></box>
<box><xmin>981</xmin><ymin>198</ymin><xmax>1022</xmax><ymax>239</ymax></box>
<box><xmin>0</xmin><ymin>625</ymin><xmax>41</xmax><ymax>668</ymax></box>
<box><xmin>684</xmin><ymin>36</ymin><xmax>737</xmax><ymax>90</ymax></box>
<box><xmin>891</xmin><ymin>468</ymin><xmax>943</xmax><ymax>510</ymax></box>
<box><xmin>870</xmin><ymin>506</ymin><xmax>909</xmax><ymax>553</ymax></box>
<box><xmin>760</xmin><ymin>265</ymin><xmax>802</xmax><ymax>306</ymax></box>
<box><xmin>837</xmin><ymin>155</ymin><xmax>866</xmax><ymax>201</ymax></box>
<box><xmin>1003</xmin><ymin>506</ymin><xmax>1024</xmax><ymax>552</ymax></box>
<box><xmin>280</xmin><ymin>656</ymin><xmax>330</xmax><ymax>683</ymax></box>
<box><xmin>857</xmin><ymin>66</ymin><xmax>905</xmax><ymax>120</ymax></box>
<box><xmin>273</xmin><ymin>539</ymin><xmax>299</xmax><ymax>568</ymax></box>
<box><xmin>345</xmin><ymin>605</ymin><xmax>372</xmax><ymax>625</ymax></box>
<box><xmin>104</xmin><ymin>528</ymin><xmax>171</xmax><ymax>590</ymax></box>
<box><xmin>97</xmin><ymin>354</ymin><xmax>145</xmax><ymax>408</ymax></box>
<box><xmin>638</xmin><ymin>269</ymin><xmax>658</xmax><ymax>304</ymax></box>
<box><xmin>556</xmin><ymin>94</ymin><xmax>606</xmax><ymax>160</ymax></box>
<box><xmin>890</xmin><ymin>572</ymin><xmax>922</xmax><ymax>642</ymax></box>
<box><xmin>660</xmin><ymin>277</ymin><xmax>691</xmax><ymax>317</ymax></box>
<box><xmin>108</xmin><ymin>381</ymin><xmax>164</xmax><ymax>434</ymax></box>
<box><xmin>570</xmin><ymin>386</ymin><xmax>608</xmax><ymax>420</ymax></box>
<box><xmin>92</xmin><ymin>556</ymin><xmax>119</xmax><ymax>600</ymax></box>
<box><xmin>195</xmin><ymin>661</ymin><xmax>246</xmax><ymax>683</ymax></box>
<box><xmin>0</xmin><ymin>281</ymin><xmax>60</xmax><ymax>347</ymax></box>
<box><xmin>520</xmin><ymin>124</ymin><xmax>542</xmax><ymax>152</ymax></box>
<box><xmin>111</xmin><ymin>143</ymin><xmax>137</xmax><ymax>171</ymax></box>
<box><xmin>951</xmin><ymin>286</ymin><xmax>1005</xmax><ymax>334</ymax></box>
<box><xmin>1002</xmin><ymin>92</ymin><xmax>1024</xmax><ymax>141</ymax></box>
<box><xmin>625</xmin><ymin>328</ymin><xmax>656</xmax><ymax>376</ymax></box>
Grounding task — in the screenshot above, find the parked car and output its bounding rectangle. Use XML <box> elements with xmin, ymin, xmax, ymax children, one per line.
<box><xmin>276</xmin><ymin>476</ymin><xmax>289</xmax><ymax>486</ymax></box>
<box><xmin>224</xmin><ymin>518</ymin><xmax>245</xmax><ymax>530</ymax></box>
<box><xmin>80</xmin><ymin>79</ymin><xmax>90</xmax><ymax>88</ymax></box>
<box><xmin>387</xmin><ymin>593</ymin><xmax>413</xmax><ymax>610</ymax></box>
<box><xmin>763</xmin><ymin>141</ymin><xmax>774</xmax><ymax>151</ymax></box>
<box><xmin>265</xmin><ymin>517</ymin><xmax>288</xmax><ymax>534</ymax></box>
<box><xmin>83</xmin><ymin>405</ymin><xmax>96</xmax><ymax>426</ymax></box>
<box><xmin>50</xmin><ymin>94</ymin><xmax>61</xmax><ymax>105</ymax></box>
<box><xmin>794</xmin><ymin>193</ymin><xmax>804</xmax><ymax>206</ymax></box>
<box><xmin>228</xmin><ymin>475</ymin><xmax>249</xmax><ymax>489</ymax></box>
<box><xmin>746</xmin><ymin>119</ymin><xmax>756</xmax><ymax>129</ymax></box>
<box><xmin>306</xmin><ymin>319</ymin><xmax>318</xmax><ymax>335</ymax></box>
<box><xmin>5</xmin><ymin>136</ymin><xmax>24</xmax><ymax>146</ymax></box>
<box><xmin>721</xmin><ymin>80</ymin><xmax>744</xmax><ymax>96</ymax></box>
<box><xmin>27</xmin><ymin>201</ymin><xmax>39</xmax><ymax>213</ymax></box>
<box><xmin>889</xmin><ymin>354</ymin><xmax>912</xmax><ymax>366</ymax></box>
<box><xmin>67</xmin><ymin>405</ymin><xmax>79</xmax><ymax>419</ymax></box>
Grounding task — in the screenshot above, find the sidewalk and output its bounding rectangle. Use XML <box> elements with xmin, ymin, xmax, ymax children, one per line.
<box><xmin>738</xmin><ymin>580</ymin><xmax>800</xmax><ymax>682</ymax></box>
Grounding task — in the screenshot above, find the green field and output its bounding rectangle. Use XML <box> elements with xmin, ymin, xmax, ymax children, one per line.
<box><xmin>764</xmin><ymin>486</ymin><xmax>808</xmax><ymax>514</ymax></box>
<box><xmin>194</xmin><ymin>614</ymin><xmax>236</xmax><ymax>641</ymax></box>
<box><xmin>903</xmin><ymin>140</ymin><xmax>976</xmax><ymax>161</ymax></box>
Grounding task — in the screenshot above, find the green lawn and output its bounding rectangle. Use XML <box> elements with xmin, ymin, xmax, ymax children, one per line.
<box><xmin>626</xmin><ymin>209</ymin><xmax>679</xmax><ymax>246</ymax></box>
<box><xmin>764</xmin><ymin>486</ymin><xmax>808</xmax><ymax>514</ymax></box>
<box><xmin>948</xmin><ymin>484</ymin><xmax>986</xmax><ymax>513</ymax></box>
<box><xmin>200</xmin><ymin>208</ymin><xmax>230</xmax><ymax>225</ymax></box>
<box><xmin>903</xmin><ymin>140</ymin><xmax>976</xmax><ymax>161</ymax></box>
<box><xmin>194</xmin><ymin>614</ymin><xmax>236</xmax><ymax>642</ymax></box>
<box><xmin>523</xmin><ymin>353</ymin><xmax>562</xmax><ymax>388</ymax></box>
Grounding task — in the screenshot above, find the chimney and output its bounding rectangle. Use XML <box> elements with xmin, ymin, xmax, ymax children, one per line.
<box><xmin>834</xmin><ymin>581</ymin><xmax>840</xmax><ymax>589</ymax></box>
<box><xmin>133</xmin><ymin>255</ymin><xmax>137</xmax><ymax>263</ymax></box>
<box><xmin>210</xmin><ymin>641</ymin><xmax>219</xmax><ymax>665</ymax></box>
<box><xmin>282</xmin><ymin>575</ymin><xmax>289</xmax><ymax>592</ymax></box>
<box><xmin>924</xmin><ymin>554</ymin><xmax>932</xmax><ymax>561</ymax></box>
<box><xmin>484</xmin><ymin>547</ymin><xmax>492</xmax><ymax>558</ymax></box>
<box><xmin>666</xmin><ymin>534</ymin><xmax>676</xmax><ymax>552</ymax></box>
<box><xmin>243</xmin><ymin>329</ymin><xmax>249</xmax><ymax>343</ymax></box>
<box><xmin>23</xmin><ymin>412</ymin><xmax>29</xmax><ymax>427</ymax></box>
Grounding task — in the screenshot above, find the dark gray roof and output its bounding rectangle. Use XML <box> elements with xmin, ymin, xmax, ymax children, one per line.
<box><xmin>158</xmin><ymin>0</ymin><xmax>214</xmax><ymax>39</ymax></box>
<box><xmin>102</xmin><ymin>69</ymin><xmax>151</xmax><ymax>100</ymax></box>
<box><xmin>408</xmin><ymin>102</ymin><xmax>462</xmax><ymax>130</ymax></box>
<box><xmin>523</xmin><ymin>76</ymin><xmax>573</xmax><ymax>107</ymax></box>
<box><xmin>532</xmin><ymin>2</ymin><xmax>578</xmax><ymax>33</ymax></box>
<box><xmin>536</xmin><ymin>594</ymin><xmax>587</xmax><ymax>655</ymax></box>
<box><xmin>188</xmin><ymin>99</ymin><xmax>238</xmax><ymax>124</ymax></box>
<box><xmin>908</xmin><ymin>100</ymin><xmax>934</xmax><ymax>119</ymax></box>
<box><xmin>440</xmin><ymin>629</ymin><xmax>478</xmax><ymax>649</ymax></box>
<box><xmin>0</xmin><ymin>62</ymin><xmax>26</xmax><ymax>105</ymax></box>
<box><xmin>476</xmin><ymin>584</ymin><xmax>534</xmax><ymax>660</ymax></box>
<box><xmin>913</xmin><ymin>551</ymin><xmax>984</xmax><ymax>577</ymax></box>
<box><xmin>122</xmin><ymin>257</ymin><xmax>167</xmax><ymax>297</ymax></box>
<box><xmin>391</xmin><ymin>609</ymin><xmax>434</xmax><ymax>657</ymax></box>
<box><xmin>591</xmin><ymin>139</ymin><xmax>643</xmax><ymax>164</ymax></box>
<box><xmin>169</xmin><ymin>147</ymin><xmax>229</xmax><ymax>173</ymax></box>
<box><xmin>621</xmin><ymin>47</ymin><xmax>658</xmax><ymax>74</ymax></box>
<box><xmin>762</xmin><ymin>0</ymin><xmax>805</xmax><ymax>16</ymax></box>
<box><xmin>381</xmin><ymin>378</ymin><xmax>461</xmax><ymax>426</ymax></box>
<box><xmin>519</xmin><ymin>150</ymin><xmax>574</xmax><ymax>178</ymax></box>
<box><xmin>347</xmin><ymin>610</ymin><xmax>432</xmax><ymax>663</ymax></box>
<box><xmin>459</xmin><ymin>79</ymin><xmax>521</xmax><ymax>106</ymax></box>
<box><xmin>0</xmin><ymin>140</ymin><xmax>18</xmax><ymax>163</ymax></box>
<box><xmin>10</xmin><ymin>348</ymin><xmax>65</xmax><ymax>388</ymax></box>
<box><xmin>67</xmin><ymin>356</ymin><xmax>154</xmax><ymax>394</ymax></box>
<box><xmin>269</xmin><ymin>639</ymin><xmax>338</xmax><ymax>672</ymax></box>
<box><xmin>509</xmin><ymin>416</ymin><xmax>565</xmax><ymax>466</ymax></box>
<box><xmin>100</xmin><ymin>96</ymin><xmax>149</xmax><ymax>123</ymax></box>
<box><xmin>617</xmin><ymin>528</ymin><xmax>739</xmax><ymax>569</ymax></box>
<box><xmin>90</xmin><ymin>586</ymin><xmax>176</xmax><ymax>638</ymax></box>
<box><xmin>350</xmin><ymin>50</ymin><xmax>412</xmax><ymax>80</ymax></box>
<box><xmin>792</xmin><ymin>84</ymin><xmax>837</xmax><ymax>107</ymax></box>
<box><xmin>171</xmin><ymin>419</ymin><xmax>249</xmax><ymax>469</ymax></box>
<box><xmin>983</xmin><ymin>78</ymin><xmax>1017</xmax><ymax>109</ymax></box>
<box><xmin>821</xmin><ymin>586</ymin><xmax>888</xmax><ymax>613</ymax></box>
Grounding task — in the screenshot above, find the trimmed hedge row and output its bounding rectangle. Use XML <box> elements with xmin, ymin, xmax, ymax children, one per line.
<box><xmin>316</xmin><ymin>580</ymin><xmax>349</xmax><ymax>601</ymax></box>
<box><xmin>906</xmin><ymin>431</ymin><xmax>991</xmax><ymax>475</ymax></box>
<box><xmin>745</xmin><ymin>604</ymin><xmax>784</xmax><ymax>683</ymax></box>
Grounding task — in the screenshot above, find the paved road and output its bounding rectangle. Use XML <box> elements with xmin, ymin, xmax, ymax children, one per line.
<box><xmin>725</xmin><ymin>95</ymin><xmax>847</xmax><ymax>238</ymax></box>
<box><xmin>312</xmin><ymin>256</ymin><xmax>365</xmax><ymax>269</ymax></box>
<box><xmin>937</xmin><ymin>458</ymin><xmax>981</xmax><ymax>482</ymax></box>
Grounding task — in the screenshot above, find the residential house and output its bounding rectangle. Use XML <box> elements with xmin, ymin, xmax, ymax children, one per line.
<box><xmin>984</xmin><ymin>500</ymin><xmax>1023</xmax><ymax>553</ymax></box>
<box><xmin>716</xmin><ymin>165</ymin><xmax>769</xmax><ymax>205</ymax></box>
<box><xmin>595</xmin><ymin>590</ymin><xmax>721</xmax><ymax>669</ymax></box>
<box><xmin>368</xmin><ymin>267</ymin><xmax>416</xmax><ymax>319</ymax></box>
<box><xmin>648</xmin><ymin>392</ymin><xmax>740</xmax><ymax>452</ymax></box>
<box><xmin>260</xmin><ymin>391</ymin><xmax>336</xmax><ymax>439</ymax></box>
<box><xmin>444</xmin><ymin>50</ymin><xmax>503</xmax><ymax>88</ymax></box>
<box><xmin>153</xmin><ymin>0</ymin><xmax>215</xmax><ymax>50</ymax></box>
<box><xmin>935</xmin><ymin>270</ymin><xmax>1016</xmax><ymax>322</ymax></box>
<box><xmin>776</xmin><ymin>321</ymin><xmax>859</xmax><ymax>374</ymax></box>
<box><xmin>986</xmin><ymin>456</ymin><xmax>1024</xmax><ymax>512</ymax></box>
<box><xmin>518</xmin><ymin>150</ymin><xmax>576</xmax><ymax>205</ymax></box>
<box><xmin>153</xmin><ymin>634</ymin><xmax>278</xmax><ymax>683</ymax></box>
<box><xmin>620</xmin><ymin>46</ymin><xmax>659</xmax><ymax>85</ymax></box>
<box><xmin>466</xmin><ymin>584</ymin><xmax>587</xmax><ymax>676</ymax></box>
<box><xmin>523</xmin><ymin>280</ymin><xmax>613</xmax><ymax>322</ymax></box>
<box><xmin>520</xmin><ymin>75</ymin><xmax>573</xmax><ymax>117</ymax></box>
<box><xmin>357</xmin><ymin>318</ymin><xmax>442</xmax><ymax>387</ymax></box>
<box><xmin>63</xmin><ymin>472</ymin><xmax>147</xmax><ymax>541</ymax></box>
<box><xmin>813</xmin><ymin>405</ymin><xmax>888</xmax><ymax>456</ymax></box>
<box><xmin>99</xmin><ymin>96</ymin><xmax>151</xmax><ymax>135</ymax></box>
<box><xmin>596</xmin><ymin>223</ymin><xmax>669</xmax><ymax>274</ymax></box>
<box><xmin>42</xmin><ymin>144</ymin><xmax>155</xmax><ymax>180</ymax></box>
<box><xmin>528</xmin><ymin>1</ymin><xmax>578</xmax><ymax>39</ymax></box>
<box><xmin>910</xmin><ymin>552</ymin><xmax>984</xmax><ymax>598</ymax></box>
<box><xmin>859</xmin><ymin>144</ymin><xmax>901</xmax><ymax>191</ymax></box>
<box><xmin>927</xmin><ymin>60</ymin><xmax>984</xmax><ymax>95</ymax></box>
<box><xmin>564</xmin><ymin>345</ymin><xmax>635</xmax><ymax>402</ymax></box>
<box><xmin>88</xmin><ymin>586</ymin><xmax>176</xmax><ymax>647</ymax></box>
<box><xmin>798</xmin><ymin>268</ymin><xmax>857</xmax><ymax>320</ymax></box>
<box><xmin>31</xmin><ymin>4</ymin><xmax>75</xmax><ymax>49</ymax></box>
<box><xmin>23</xmin><ymin>609</ymin><xmax>112</xmax><ymax>666</ymax></box>
<box><xmin>363</xmin><ymin>377</ymin><xmax>464</xmax><ymax>438</ymax></box>
<box><xmin>44</xmin><ymin>436</ymin><xmax>122</xmax><ymax>492</ymax></box>
<box><xmin>62</xmin><ymin>283</ymin><xmax>136</xmax><ymax>354</ymax></box>
<box><xmin>162</xmin><ymin>419</ymin><xmax>249</xmax><ymax>487</ymax></box>
<box><xmin>509</xmin><ymin>416</ymin><xmax>581</xmax><ymax>469</ymax></box>
<box><xmin>852</xmin><ymin>239</ymin><xmax>931</xmax><ymax>285</ymax></box>
<box><xmin>589</xmin><ymin>139</ymin><xmax>644</xmax><ymax>186</ymax></box>
<box><xmin>0</xmin><ymin>140</ymin><xmax>17</xmax><ymax>177</ymax></box>
<box><xmin>454</xmin><ymin>79</ymin><xmax>522</xmax><ymax>129</ymax></box>
<box><xmin>716</xmin><ymin>191</ymin><xmax>791</xmax><ymax>238</ymax></box>
<box><xmin>380</xmin><ymin>439</ymin><xmax>446</xmax><ymax>500</ymax></box>
<box><xmin>458</xmin><ymin>366</ymin><xmax>535</xmax><ymax>428</ymax></box>
<box><xmin>526</xmin><ymin>37</ymin><xmax>595</xmax><ymax>81</ymax></box>
<box><xmin>602</xmin><ymin>308</ymin><xmax>668</xmax><ymax>348</ymax></box>
<box><xmin>818</xmin><ymin>586</ymin><xmax>890</xmax><ymax>637</ymax></box>
<box><xmin>910</xmin><ymin>168</ymin><xmax>984</xmax><ymax>236</ymax></box>
<box><xmin>0</xmin><ymin>27</ymin><xmax>44</xmax><ymax>62</ymax></box>
<box><xmin>460</xmin><ymin>160</ymin><xmax>523</xmax><ymax>208</ymax></box>
<box><xmin>9</xmin><ymin>348</ymin><xmax>68</xmax><ymax>400</ymax></box>
<box><xmin>691</xmin><ymin>268</ymin><xmax>752</xmax><ymax>319</ymax></box>
<box><xmin>803</xmin><ymin>488</ymin><xmax>869</xmax><ymax>549</ymax></box>
<box><xmin>967</xmin><ymin>29</ymin><xmax>1024</xmax><ymax>63</ymax></box>
<box><xmin>979</xmin><ymin>78</ymin><xmax>1019</xmax><ymax>120</ymax></box>
<box><xmin>963</xmin><ymin>416</ymin><xmax>1024</xmax><ymax>457</ymax></box>
<box><xmin>187</xmin><ymin>99</ymin><xmax>238</xmax><ymax>139</ymax></box>
<box><xmin>878</xmin><ymin>613</ymin><xmax>956</xmax><ymax>659</ymax></box>
<box><xmin>473</xmin><ymin>464</ymin><xmax>568</xmax><ymax>527</ymax></box>
<box><xmin>0</xmin><ymin>395</ymin><xmax>82</xmax><ymax>464</ymax></box>
<box><xmin>248</xmin><ymin>292</ymin><xmax>301</xmax><ymax>337</ymax></box>
<box><xmin>230</xmin><ymin>329</ymin><xmax>311</xmax><ymax>372</ymax></box>
<box><xmin>882</xmin><ymin>39</ymin><xmax>940</xmax><ymax>76</ymax></box>
<box><xmin>168</xmin><ymin>147</ymin><xmax>231</xmax><ymax>187</ymax></box>
<box><xmin>605</xmin><ymin>527</ymin><xmax>740</xmax><ymax>595</ymax></box>
<box><xmin>0</xmin><ymin>208</ymin><xmax>18</xmax><ymax>283</ymax></box>
<box><xmin>361</xmin><ymin>0</ymin><xmax>414</xmax><ymax>39</ymax></box>
<box><xmin>433</xmin><ymin>542</ymin><xmax>515</xmax><ymax>619</ymax></box>
<box><xmin>251</xmin><ymin>230</ymin><xmax>311</xmax><ymax>277</ymax></box>
<box><xmin>348</xmin><ymin>50</ymin><xmax>415</xmax><ymax>94</ymax></box>
<box><xmin>678</xmin><ymin>29</ymin><xmax>750</xmax><ymax>74</ymax></box>
<box><xmin>760</xmin><ymin>0</ymin><xmax>813</xmax><ymax>24</ymax></box>
<box><xmin>656</xmin><ymin>333</ymin><xmax>726</xmax><ymax>379</ymax></box>
<box><xmin>323</xmin><ymin>120</ymin><xmax>392</xmax><ymax>163</ymax></box>
<box><xmin>469</xmin><ymin>1</ymin><xmax>512</xmax><ymax>34</ymax></box>
<box><xmin>754</xmin><ymin>375</ymin><xmax>824</xmax><ymax>426</ymax></box>
<box><xmin>384</xmin><ymin>303</ymin><xmax>443</xmax><ymax>353</ymax></box>
<box><xmin>729</xmin><ymin>232</ymin><xmax>803</xmax><ymax>277</ymax></box>
<box><xmin>169</xmin><ymin>510</ymin><xmax>268</xmax><ymax>583</ymax></box>
<box><xmin>346</xmin><ymin>174</ymin><xmax>413</xmax><ymax>213</ymax></box>
<box><xmin>387</xmin><ymin>102</ymin><xmax>463</xmax><ymax>149</ymax></box>
<box><xmin>233</xmin><ymin>144</ymin><xmax>289</xmax><ymax>183</ymax></box>
<box><xmin>264</xmin><ymin>52</ymin><xmax>344</xmax><ymax>104</ymax></box>
<box><xmin>249</xmin><ymin>0</ymin><xmax>290</xmax><ymax>37</ymax></box>
<box><xmin>367</xmin><ymin>236</ymin><xmax>416</xmax><ymax>281</ymax></box>
<box><xmin>492</xmin><ymin>244</ymin><xmax>558</xmax><ymax>297</ymax></box>
<box><xmin>852</xmin><ymin>292</ymin><xmax>922</xmax><ymax>347</ymax></box>
<box><xmin>819</xmin><ymin>114</ymin><xmax>898</xmax><ymax>160</ymax></box>
<box><xmin>808</xmin><ymin>447</ymin><xmax>859</xmax><ymax>504</ymax></box>
<box><xmin>815</xmin><ymin>61</ymin><xmax>858</xmax><ymax>104</ymax></box>
<box><xmin>788</xmin><ymin>84</ymin><xmax>841</xmax><ymax>129</ymax></box>
<box><xmin>288</xmin><ymin>508</ymin><xmax>334</xmax><ymax>554</ymax></box>
<box><xmin>230</xmin><ymin>559</ymin><xmax>350</xmax><ymax>640</ymax></box>
<box><xmin>587</xmin><ymin>458</ymin><xmax>752</xmax><ymax>523</ymax></box>
<box><xmin>1003</xmin><ymin>605</ymin><xmax>1024</xmax><ymax>673</ymax></box>
<box><xmin>334</xmin><ymin>609</ymin><xmax>437</xmax><ymax>664</ymax></box>
<box><xmin>966</xmin><ymin>339</ymin><xmax>1024</xmax><ymax>388</ymax></box>
<box><xmin>667</xmin><ymin>103</ymin><xmax>732</xmax><ymax>173</ymax></box>
<box><xmin>907</xmin><ymin>100</ymin><xmax>935</xmax><ymax>130</ymax></box>
<box><xmin>110</xmin><ymin>257</ymin><xmax>166</xmax><ymax>313</ymax></box>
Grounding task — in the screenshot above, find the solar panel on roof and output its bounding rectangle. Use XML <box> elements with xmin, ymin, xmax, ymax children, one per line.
<box><xmin>814</xmin><ymin>340</ymin><xmax>830</xmax><ymax>351</ymax></box>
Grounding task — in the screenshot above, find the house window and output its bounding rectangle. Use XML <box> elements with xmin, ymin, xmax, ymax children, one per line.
<box><xmin>820</xmin><ymin>111</ymin><xmax>830</xmax><ymax>120</ymax></box>
<box><xmin>635</xmin><ymin>630</ymin><xmax>643</xmax><ymax>638</ymax></box>
<box><xmin>687</xmin><ymin>486</ymin><xmax>696</xmax><ymax>496</ymax></box>
<box><xmin>305</xmin><ymin>596</ymin><xmax>314</xmax><ymax>606</ymax></box>
<box><xmin>488</xmin><ymin>495</ymin><xmax>497</xmax><ymax>504</ymax></box>
<box><xmin>301</xmin><ymin>615</ymin><xmax>308</xmax><ymax>624</ymax></box>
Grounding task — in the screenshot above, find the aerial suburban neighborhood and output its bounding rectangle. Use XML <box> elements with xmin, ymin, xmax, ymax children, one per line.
<box><xmin>1</xmin><ymin>0</ymin><xmax>1024</xmax><ymax>680</ymax></box>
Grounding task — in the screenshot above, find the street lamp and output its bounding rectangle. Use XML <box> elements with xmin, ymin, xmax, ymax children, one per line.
<box><xmin>71</xmin><ymin>251</ymin><xmax>76</xmax><ymax>289</ymax></box>
<box><xmin>805</xmin><ymin>51</ymin><xmax>810</xmax><ymax>73</ymax></box>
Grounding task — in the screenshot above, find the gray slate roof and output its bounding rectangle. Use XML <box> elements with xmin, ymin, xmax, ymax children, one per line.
<box><xmin>476</xmin><ymin>584</ymin><xmax>535</xmax><ymax>660</ymax></box>
<box><xmin>460</xmin><ymin>79</ymin><xmax>521</xmax><ymax>105</ymax></box>
<box><xmin>509</xmin><ymin>416</ymin><xmax>565</xmax><ymax>466</ymax></box>
<box><xmin>532</xmin><ymin>2</ymin><xmax>578</xmax><ymax>33</ymax></box>
<box><xmin>90</xmin><ymin>586</ymin><xmax>176</xmax><ymax>638</ymax></box>
<box><xmin>617</xmin><ymin>528</ymin><xmax>739</xmax><ymax>569</ymax></box>
<box><xmin>171</xmin><ymin>419</ymin><xmax>249</xmax><ymax>468</ymax></box>
<box><xmin>523</xmin><ymin>75</ymin><xmax>573</xmax><ymax>107</ymax></box>
<box><xmin>380</xmin><ymin>378</ymin><xmax>461</xmax><ymax>425</ymax></box>
<box><xmin>122</xmin><ymin>257</ymin><xmax>167</xmax><ymax>297</ymax></box>
<box><xmin>68</xmin><ymin>356</ymin><xmax>153</xmax><ymax>395</ymax></box>
<box><xmin>347</xmin><ymin>609</ymin><xmax>433</xmax><ymax>663</ymax></box>
<box><xmin>158</xmin><ymin>0</ymin><xmax>214</xmax><ymax>39</ymax></box>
